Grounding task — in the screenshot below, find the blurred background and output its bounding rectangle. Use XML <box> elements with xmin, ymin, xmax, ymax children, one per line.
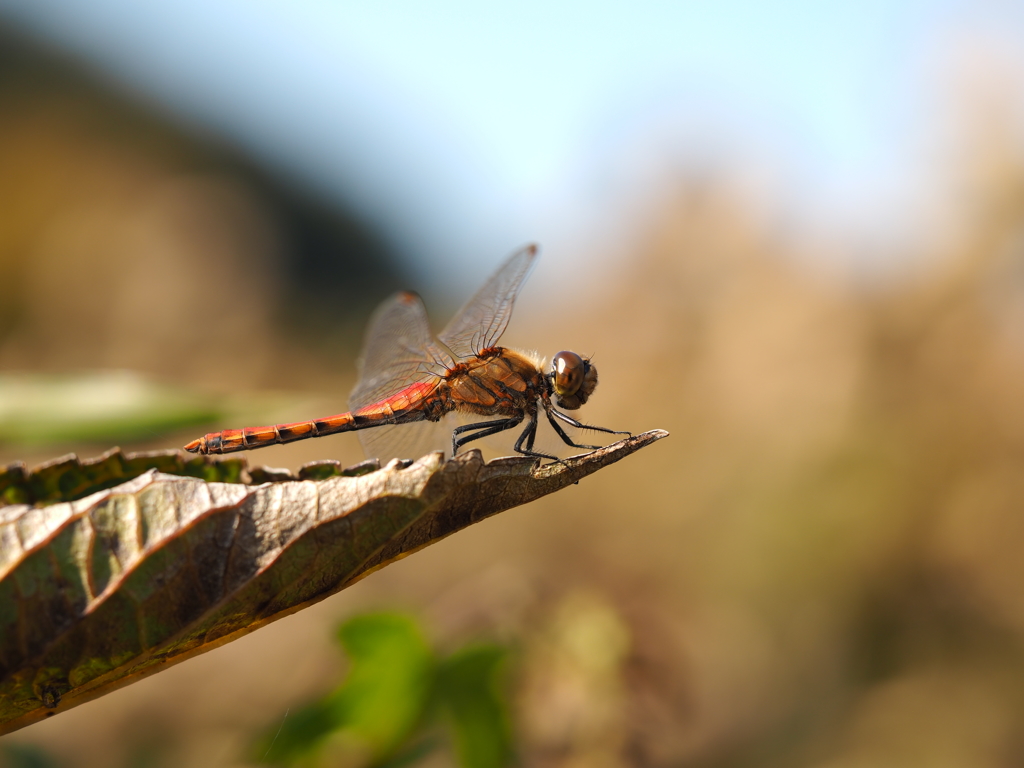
<box><xmin>3</xmin><ymin>1</ymin><xmax>1024</xmax><ymax>766</ymax></box>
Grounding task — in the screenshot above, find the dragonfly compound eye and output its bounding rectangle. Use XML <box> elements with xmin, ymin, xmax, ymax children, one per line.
<box><xmin>553</xmin><ymin>351</ymin><xmax>585</xmax><ymax>396</ymax></box>
<box><xmin>551</xmin><ymin>351</ymin><xmax>598</xmax><ymax>410</ymax></box>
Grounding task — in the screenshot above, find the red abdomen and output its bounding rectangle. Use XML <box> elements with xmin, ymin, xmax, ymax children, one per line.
<box><xmin>184</xmin><ymin>381</ymin><xmax>446</xmax><ymax>455</ymax></box>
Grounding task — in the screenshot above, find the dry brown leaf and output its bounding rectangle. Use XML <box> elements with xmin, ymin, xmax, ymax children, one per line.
<box><xmin>0</xmin><ymin>430</ymin><xmax>667</xmax><ymax>735</ymax></box>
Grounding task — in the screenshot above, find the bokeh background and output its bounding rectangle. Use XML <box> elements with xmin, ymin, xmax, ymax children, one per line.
<box><xmin>3</xmin><ymin>2</ymin><xmax>1024</xmax><ymax>766</ymax></box>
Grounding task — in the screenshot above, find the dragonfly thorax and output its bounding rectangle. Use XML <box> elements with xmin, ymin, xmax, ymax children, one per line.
<box><xmin>549</xmin><ymin>351</ymin><xmax>598</xmax><ymax>410</ymax></box>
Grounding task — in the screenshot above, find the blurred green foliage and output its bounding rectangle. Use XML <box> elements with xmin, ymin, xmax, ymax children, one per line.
<box><xmin>1</xmin><ymin>733</ymin><xmax>180</xmax><ymax>768</ymax></box>
<box><xmin>0</xmin><ymin>372</ymin><xmax>219</xmax><ymax>447</ymax></box>
<box><xmin>251</xmin><ymin>613</ymin><xmax>513</xmax><ymax>768</ymax></box>
<box><xmin>434</xmin><ymin>646</ymin><xmax>512</xmax><ymax>768</ymax></box>
<box><xmin>0</xmin><ymin>744</ymin><xmax>62</xmax><ymax>768</ymax></box>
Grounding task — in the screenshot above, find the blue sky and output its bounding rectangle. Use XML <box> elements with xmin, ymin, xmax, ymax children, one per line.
<box><xmin>2</xmin><ymin>1</ymin><xmax>1023</xmax><ymax>285</ymax></box>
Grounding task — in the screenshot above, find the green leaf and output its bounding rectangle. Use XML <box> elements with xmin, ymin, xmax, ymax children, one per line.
<box><xmin>251</xmin><ymin>700</ymin><xmax>338</xmax><ymax>765</ymax></box>
<box><xmin>253</xmin><ymin>613</ymin><xmax>435</xmax><ymax>766</ymax></box>
<box><xmin>331</xmin><ymin>614</ymin><xmax>435</xmax><ymax>758</ymax></box>
<box><xmin>435</xmin><ymin>645</ymin><xmax>513</xmax><ymax>768</ymax></box>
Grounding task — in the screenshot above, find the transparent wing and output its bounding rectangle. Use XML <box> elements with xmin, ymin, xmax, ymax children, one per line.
<box><xmin>349</xmin><ymin>291</ymin><xmax>452</xmax><ymax>411</ymax></box>
<box><xmin>357</xmin><ymin>412</ymin><xmax>458</xmax><ymax>463</ymax></box>
<box><xmin>437</xmin><ymin>244</ymin><xmax>538</xmax><ymax>359</ymax></box>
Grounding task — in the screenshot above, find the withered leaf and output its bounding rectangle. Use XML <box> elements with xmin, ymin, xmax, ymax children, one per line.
<box><xmin>0</xmin><ymin>430</ymin><xmax>667</xmax><ymax>735</ymax></box>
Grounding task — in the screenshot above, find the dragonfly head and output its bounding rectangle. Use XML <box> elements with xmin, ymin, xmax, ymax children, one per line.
<box><xmin>549</xmin><ymin>351</ymin><xmax>598</xmax><ymax>410</ymax></box>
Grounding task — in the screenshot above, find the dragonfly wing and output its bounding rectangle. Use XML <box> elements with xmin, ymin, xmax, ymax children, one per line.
<box><xmin>437</xmin><ymin>244</ymin><xmax>538</xmax><ymax>359</ymax></box>
<box><xmin>350</xmin><ymin>291</ymin><xmax>451</xmax><ymax>411</ymax></box>
<box><xmin>357</xmin><ymin>412</ymin><xmax>457</xmax><ymax>463</ymax></box>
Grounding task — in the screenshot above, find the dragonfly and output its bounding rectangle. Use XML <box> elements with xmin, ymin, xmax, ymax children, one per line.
<box><xmin>184</xmin><ymin>245</ymin><xmax>629</xmax><ymax>462</ymax></box>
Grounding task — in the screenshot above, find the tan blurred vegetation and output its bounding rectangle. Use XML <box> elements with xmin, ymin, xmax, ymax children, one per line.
<box><xmin>0</xmin><ymin>79</ymin><xmax>274</xmax><ymax>383</ymax></box>
<box><xmin>4</xmin><ymin>35</ymin><xmax>1024</xmax><ymax>768</ymax></box>
<box><xmin>0</xmin><ymin>31</ymin><xmax>404</xmax><ymax>403</ymax></box>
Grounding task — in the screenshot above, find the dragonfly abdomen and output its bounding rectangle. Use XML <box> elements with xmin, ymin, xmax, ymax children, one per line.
<box><xmin>184</xmin><ymin>382</ymin><xmax>448</xmax><ymax>455</ymax></box>
<box><xmin>184</xmin><ymin>413</ymin><xmax>356</xmax><ymax>454</ymax></box>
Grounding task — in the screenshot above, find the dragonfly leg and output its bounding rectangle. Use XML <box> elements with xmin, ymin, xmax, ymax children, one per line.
<box><xmin>525</xmin><ymin>416</ymin><xmax>537</xmax><ymax>452</ymax></box>
<box><xmin>452</xmin><ymin>416</ymin><xmax>523</xmax><ymax>456</ymax></box>
<box><xmin>547</xmin><ymin>407</ymin><xmax>632</xmax><ymax>437</ymax></box>
<box><xmin>513</xmin><ymin>417</ymin><xmax>560</xmax><ymax>462</ymax></box>
<box><xmin>542</xmin><ymin>408</ymin><xmax>603</xmax><ymax>450</ymax></box>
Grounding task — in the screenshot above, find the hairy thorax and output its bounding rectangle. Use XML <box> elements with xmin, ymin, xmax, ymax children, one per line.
<box><xmin>445</xmin><ymin>347</ymin><xmax>547</xmax><ymax>417</ymax></box>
